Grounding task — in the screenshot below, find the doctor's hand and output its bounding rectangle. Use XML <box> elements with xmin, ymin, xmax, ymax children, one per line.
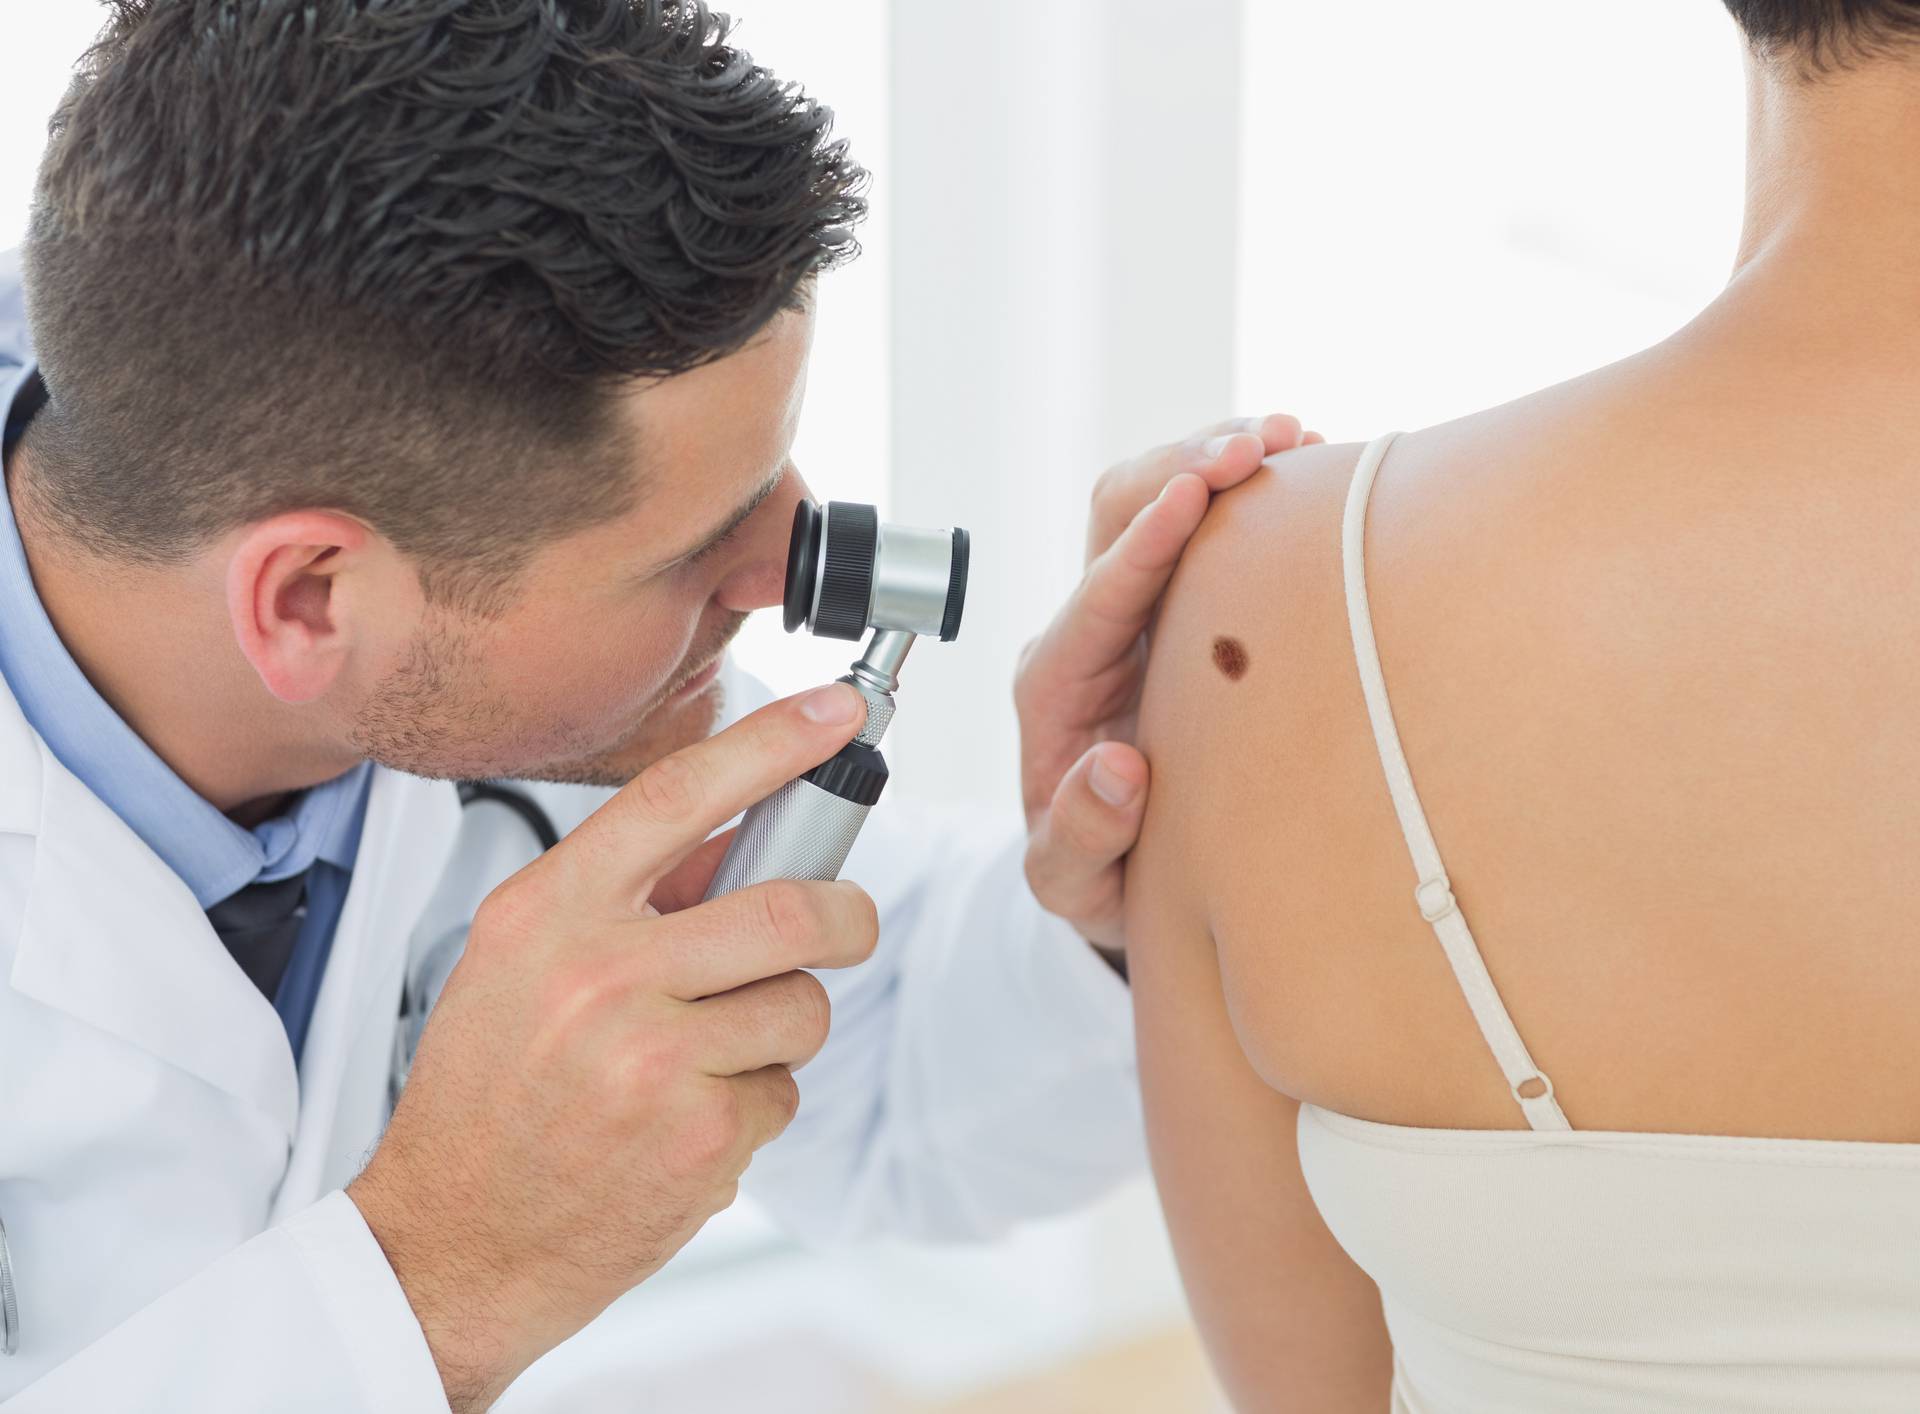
<box><xmin>348</xmin><ymin>683</ymin><xmax>875</xmax><ymax>1414</ymax></box>
<box><xmin>1016</xmin><ymin>414</ymin><xmax>1319</xmax><ymax>953</ymax></box>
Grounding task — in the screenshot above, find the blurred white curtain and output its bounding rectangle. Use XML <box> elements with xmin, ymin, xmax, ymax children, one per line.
<box><xmin>1235</xmin><ymin>0</ymin><xmax>1747</xmax><ymax>436</ymax></box>
<box><xmin>886</xmin><ymin>0</ymin><xmax>1246</xmax><ymax>810</ymax></box>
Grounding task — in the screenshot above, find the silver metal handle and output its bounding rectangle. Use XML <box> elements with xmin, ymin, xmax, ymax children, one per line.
<box><xmin>704</xmin><ymin>776</ymin><xmax>874</xmax><ymax>899</ymax></box>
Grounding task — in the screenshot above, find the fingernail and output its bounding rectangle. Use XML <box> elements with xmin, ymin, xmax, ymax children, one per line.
<box><xmin>1202</xmin><ymin>434</ymin><xmax>1235</xmax><ymax>460</ymax></box>
<box><xmin>1089</xmin><ymin>754</ymin><xmax>1140</xmax><ymax>807</ymax></box>
<box><xmin>800</xmin><ymin>683</ymin><xmax>864</xmax><ymax>725</ymax></box>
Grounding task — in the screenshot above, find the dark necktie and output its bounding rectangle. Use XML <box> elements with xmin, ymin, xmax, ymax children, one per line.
<box><xmin>206</xmin><ymin>870</ymin><xmax>310</xmax><ymax>1002</ymax></box>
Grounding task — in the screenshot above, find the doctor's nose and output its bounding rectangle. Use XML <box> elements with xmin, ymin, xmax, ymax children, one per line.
<box><xmin>713</xmin><ymin>464</ymin><xmax>810</xmax><ymax>615</ymax></box>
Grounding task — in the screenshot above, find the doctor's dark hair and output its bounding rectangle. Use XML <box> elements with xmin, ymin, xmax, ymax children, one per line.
<box><xmin>19</xmin><ymin>0</ymin><xmax>866</xmax><ymax>608</ymax></box>
<box><xmin>1721</xmin><ymin>0</ymin><xmax>1920</xmax><ymax>64</ymax></box>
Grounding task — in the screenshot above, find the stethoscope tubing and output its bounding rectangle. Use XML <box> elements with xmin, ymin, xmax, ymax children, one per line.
<box><xmin>456</xmin><ymin>781</ymin><xmax>560</xmax><ymax>851</ymax></box>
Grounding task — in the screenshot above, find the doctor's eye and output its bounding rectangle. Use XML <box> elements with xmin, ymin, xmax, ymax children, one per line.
<box><xmin>685</xmin><ymin>528</ymin><xmax>739</xmax><ymax>565</ymax></box>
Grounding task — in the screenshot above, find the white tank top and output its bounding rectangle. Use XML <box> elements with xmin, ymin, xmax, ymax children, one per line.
<box><xmin>1296</xmin><ymin>432</ymin><xmax>1920</xmax><ymax>1412</ymax></box>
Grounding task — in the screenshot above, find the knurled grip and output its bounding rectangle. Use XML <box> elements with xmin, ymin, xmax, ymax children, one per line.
<box><xmin>704</xmin><ymin>777</ymin><xmax>875</xmax><ymax>899</ymax></box>
<box><xmin>847</xmin><ymin>678</ymin><xmax>895</xmax><ymax>746</ymax></box>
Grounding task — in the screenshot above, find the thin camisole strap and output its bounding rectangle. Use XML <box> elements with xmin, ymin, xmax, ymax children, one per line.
<box><xmin>1341</xmin><ymin>432</ymin><xmax>1571</xmax><ymax>1132</ymax></box>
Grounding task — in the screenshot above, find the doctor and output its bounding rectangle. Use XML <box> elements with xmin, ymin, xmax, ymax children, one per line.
<box><xmin>0</xmin><ymin>2</ymin><xmax>1310</xmax><ymax>1410</ymax></box>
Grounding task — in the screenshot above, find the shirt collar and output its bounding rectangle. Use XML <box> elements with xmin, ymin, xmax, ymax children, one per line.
<box><xmin>1</xmin><ymin>362</ymin><xmax>369</xmax><ymax>907</ymax></box>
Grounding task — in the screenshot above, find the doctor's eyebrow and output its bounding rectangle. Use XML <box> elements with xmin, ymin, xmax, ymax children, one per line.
<box><xmin>644</xmin><ymin>463</ymin><xmax>788</xmax><ymax>576</ymax></box>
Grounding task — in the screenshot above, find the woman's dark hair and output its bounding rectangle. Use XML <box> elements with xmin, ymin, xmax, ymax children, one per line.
<box><xmin>1722</xmin><ymin>0</ymin><xmax>1920</xmax><ymax>64</ymax></box>
<box><xmin>20</xmin><ymin>0</ymin><xmax>867</xmax><ymax>605</ymax></box>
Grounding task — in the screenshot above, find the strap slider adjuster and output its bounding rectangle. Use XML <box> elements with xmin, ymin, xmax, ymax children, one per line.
<box><xmin>1415</xmin><ymin>875</ymin><xmax>1458</xmax><ymax>923</ymax></box>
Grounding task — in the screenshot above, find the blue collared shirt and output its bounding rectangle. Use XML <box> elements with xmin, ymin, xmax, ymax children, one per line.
<box><xmin>0</xmin><ymin>283</ymin><xmax>369</xmax><ymax>1066</ymax></box>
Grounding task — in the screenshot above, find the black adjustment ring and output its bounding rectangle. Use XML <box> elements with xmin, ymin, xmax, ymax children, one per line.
<box><xmin>813</xmin><ymin>501</ymin><xmax>877</xmax><ymax>641</ymax></box>
<box><xmin>803</xmin><ymin>742</ymin><xmax>890</xmax><ymax>806</ymax></box>
<box><xmin>940</xmin><ymin>527</ymin><xmax>969</xmax><ymax>642</ymax></box>
<box><xmin>783</xmin><ymin>500</ymin><xmax>824</xmax><ymax>634</ymax></box>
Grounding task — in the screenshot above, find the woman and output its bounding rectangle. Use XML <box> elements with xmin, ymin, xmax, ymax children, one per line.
<box><xmin>1127</xmin><ymin>4</ymin><xmax>1920</xmax><ymax>1410</ymax></box>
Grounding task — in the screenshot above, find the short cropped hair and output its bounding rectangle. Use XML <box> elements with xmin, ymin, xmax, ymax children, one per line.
<box><xmin>1721</xmin><ymin>0</ymin><xmax>1920</xmax><ymax>65</ymax></box>
<box><xmin>21</xmin><ymin>1</ymin><xmax>867</xmax><ymax>605</ymax></box>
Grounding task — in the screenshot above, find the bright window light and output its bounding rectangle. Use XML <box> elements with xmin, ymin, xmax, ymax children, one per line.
<box><xmin>1236</xmin><ymin>1</ymin><xmax>1748</xmax><ymax>437</ymax></box>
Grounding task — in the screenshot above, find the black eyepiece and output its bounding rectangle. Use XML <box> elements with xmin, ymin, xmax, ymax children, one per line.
<box><xmin>783</xmin><ymin>500</ymin><xmax>823</xmax><ymax>634</ymax></box>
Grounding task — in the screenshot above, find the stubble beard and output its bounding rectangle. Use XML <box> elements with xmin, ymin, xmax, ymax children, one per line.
<box><xmin>349</xmin><ymin>611</ymin><xmax>740</xmax><ymax>789</ymax></box>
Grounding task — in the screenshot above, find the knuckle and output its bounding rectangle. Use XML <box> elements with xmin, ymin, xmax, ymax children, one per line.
<box><xmin>765</xmin><ymin>1069</ymin><xmax>801</xmax><ymax>1133</ymax></box>
<box><xmin>1013</xmin><ymin>626</ymin><xmax>1069</xmax><ymax>713</ymax></box>
<box><xmin>1053</xmin><ymin>789</ymin><xmax>1117</xmax><ymax>858</ymax></box>
<box><xmin>612</xmin><ymin>1030</ymin><xmax>684</xmax><ymax>1098</ymax></box>
<box><xmin>680</xmin><ymin>1088</ymin><xmax>743</xmax><ymax>1172</ymax></box>
<box><xmin>787</xmin><ymin>972</ymin><xmax>832</xmax><ymax>1049</ymax></box>
<box><xmin>1012</xmin><ymin>636</ymin><xmax>1042</xmax><ymax>692</ymax></box>
<box><xmin>634</xmin><ymin>751</ymin><xmax>702</xmax><ymax>824</ymax></box>
<box><xmin>754</xmin><ymin>878</ymin><xmax>821</xmax><ymax>951</ymax></box>
<box><xmin>469</xmin><ymin>872</ymin><xmax>538</xmax><ymax>951</ymax></box>
<box><xmin>1023</xmin><ymin>836</ymin><xmax>1061</xmax><ymax>908</ymax></box>
<box><xmin>544</xmin><ymin>953</ymin><xmax>628</xmax><ymax>1028</ymax></box>
<box><xmin>704</xmin><ymin>1179</ymin><xmax>741</xmax><ymax>1219</ymax></box>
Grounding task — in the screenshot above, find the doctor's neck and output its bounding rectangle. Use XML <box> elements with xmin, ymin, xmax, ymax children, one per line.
<box><xmin>6</xmin><ymin>443</ymin><xmax>363</xmax><ymax>823</ymax></box>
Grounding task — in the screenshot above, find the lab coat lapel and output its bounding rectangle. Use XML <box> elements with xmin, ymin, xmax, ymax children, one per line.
<box><xmin>7</xmin><ymin>722</ymin><xmax>299</xmax><ymax>1137</ymax></box>
<box><xmin>273</xmin><ymin>765</ymin><xmax>461</xmax><ymax>1213</ymax></box>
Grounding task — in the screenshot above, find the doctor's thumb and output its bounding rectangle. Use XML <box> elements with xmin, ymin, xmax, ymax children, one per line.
<box><xmin>1027</xmin><ymin>744</ymin><xmax>1149</xmax><ymax>913</ymax></box>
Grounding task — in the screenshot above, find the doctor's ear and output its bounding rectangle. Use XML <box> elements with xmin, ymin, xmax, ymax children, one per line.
<box><xmin>224</xmin><ymin>510</ymin><xmax>378</xmax><ymax>705</ymax></box>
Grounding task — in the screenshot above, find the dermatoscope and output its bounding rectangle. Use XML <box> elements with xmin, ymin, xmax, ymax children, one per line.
<box><xmin>702</xmin><ymin>501</ymin><xmax>969</xmax><ymax>898</ymax></box>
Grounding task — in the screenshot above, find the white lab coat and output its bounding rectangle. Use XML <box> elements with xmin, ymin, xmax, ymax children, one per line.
<box><xmin>0</xmin><ymin>659</ymin><xmax>1144</xmax><ymax>1411</ymax></box>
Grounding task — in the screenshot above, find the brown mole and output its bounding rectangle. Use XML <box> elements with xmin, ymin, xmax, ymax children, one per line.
<box><xmin>1211</xmin><ymin>635</ymin><xmax>1250</xmax><ymax>682</ymax></box>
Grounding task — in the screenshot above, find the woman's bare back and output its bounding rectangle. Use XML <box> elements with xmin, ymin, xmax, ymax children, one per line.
<box><xmin>1136</xmin><ymin>310</ymin><xmax>1920</xmax><ymax>1143</ymax></box>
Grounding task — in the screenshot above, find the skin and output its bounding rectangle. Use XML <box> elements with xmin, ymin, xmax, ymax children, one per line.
<box><xmin>6</xmin><ymin>284</ymin><xmax>1319</xmax><ymax>1405</ymax></box>
<box><xmin>1127</xmin><ymin>40</ymin><xmax>1920</xmax><ymax>1412</ymax></box>
<box><xmin>14</xmin><ymin>311</ymin><xmax>822</xmax><ymax>811</ymax></box>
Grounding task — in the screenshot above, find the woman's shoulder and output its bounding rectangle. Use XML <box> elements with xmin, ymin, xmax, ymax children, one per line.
<box><xmin>1140</xmin><ymin>357</ymin><xmax>1745</xmax><ymax>785</ymax></box>
<box><xmin>1133</xmin><ymin>360</ymin><xmax>1920</xmax><ymax>1135</ymax></box>
<box><xmin>1134</xmin><ymin>360</ymin><xmax>1777</xmax><ymax>942</ymax></box>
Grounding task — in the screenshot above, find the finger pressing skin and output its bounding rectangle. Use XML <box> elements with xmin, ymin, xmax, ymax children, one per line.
<box><xmin>1245</xmin><ymin>411</ymin><xmax>1310</xmax><ymax>456</ymax></box>
<box><xmin>1020</xmin><ymin>474</ymin><xmax>1212</xmax><ymax>709</ymax></box>
<box><xmin>1186</xmin><ymin>414</ymin><xmax>1314</xmax><ymax>497</ymax></box>
<box><xmin>1086</xmin><ymin>413</ymin><xmax>1306</xmax><ymax>559</ymax></box>
<box><xmin>1024</xmin><ymin>743</ymin><xmax>1150</xmax><ymax>944</ymax></box>
<box><xmin>1178</xmin><ymin>412</ymin><xmax>1307</xmax><ymax>470</ymax></box>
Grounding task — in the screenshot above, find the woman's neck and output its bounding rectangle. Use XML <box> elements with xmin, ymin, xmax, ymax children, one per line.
<box><xmin>1733</xmin><ymin>51</ymin><xmax>1920</xmax><ymax>308</ymax></box>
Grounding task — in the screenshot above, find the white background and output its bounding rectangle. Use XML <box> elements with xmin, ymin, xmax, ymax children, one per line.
<box><xmin>2</xmin><ymin>2</ymin><xmax>1751</xmax><ymax>1407</ymax></box>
